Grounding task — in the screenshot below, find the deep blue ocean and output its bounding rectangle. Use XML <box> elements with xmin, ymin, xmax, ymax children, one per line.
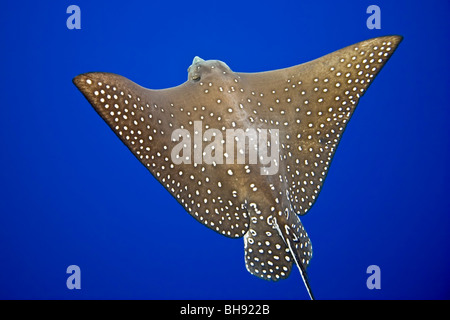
<box><xmin>1</xmin><ymin>0</ymin><xmax>449</xmax><ymax>299</ymax></box>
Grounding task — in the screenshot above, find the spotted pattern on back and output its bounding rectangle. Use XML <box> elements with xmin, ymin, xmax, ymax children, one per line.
<box><xmin>244</xmin><ymin>202</ymin><xmax>312</xmax><ymax>281</ymax></box>
<box><xmin>73</xmin><ymin>35</ymin><xmax>402</xmax><ymax>298</ymax></box>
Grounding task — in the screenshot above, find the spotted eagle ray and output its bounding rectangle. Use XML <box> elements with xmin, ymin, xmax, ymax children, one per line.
<box><xmin>73</xmin><ymin>35</ymin><xmax>402</xmax><ymax>299</ymax></box>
